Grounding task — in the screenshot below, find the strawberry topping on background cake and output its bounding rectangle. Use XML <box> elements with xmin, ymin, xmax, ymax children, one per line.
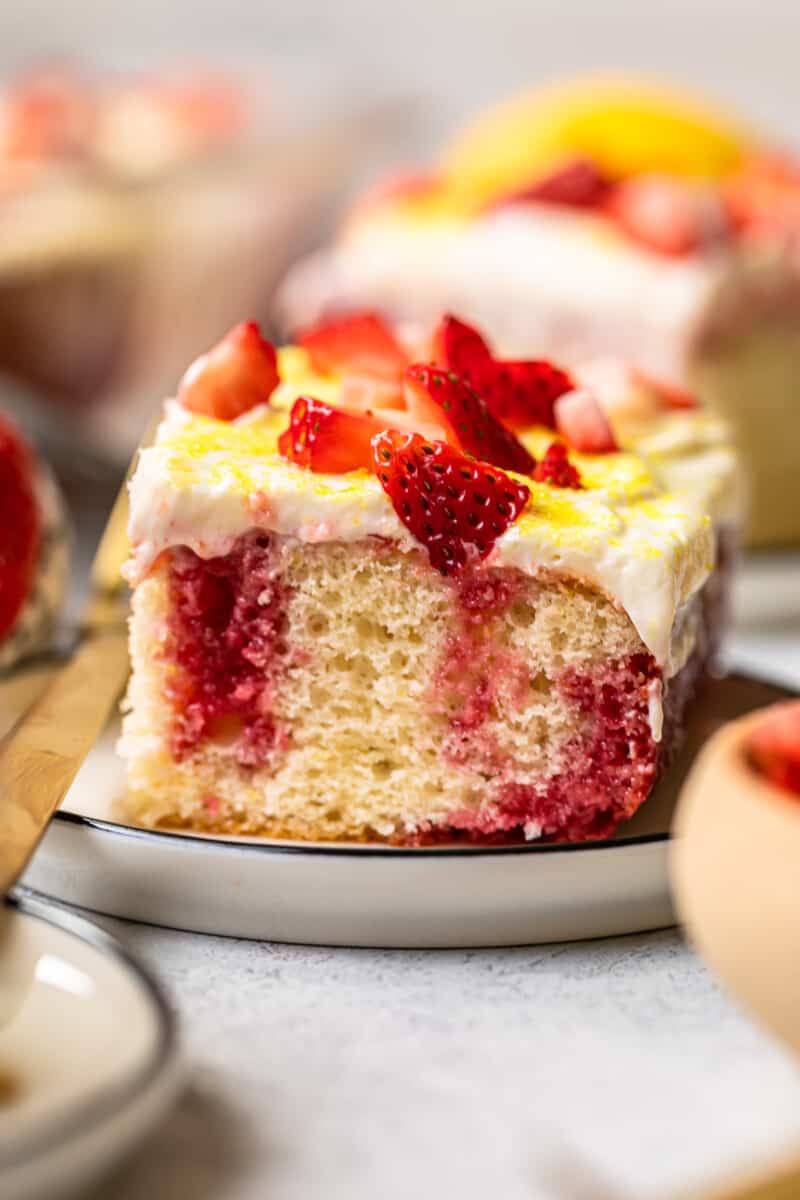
<box><xmin>723</xmin><ymin>153</ymin><xmax>800</xmax><ymax>239</ymax></box>
<box><xmin>606</xmin><ymin>175</ymin><xmax>732</xmax><ymax>257</ymax></box>
<box><xmin>178</xmin><ymin>321</ymin><xmax>279</xmax><ymax>420</ymax></box>
<box><xmin>490</xmin><ymin>156</ymin><xmax>613</xmax><ymax>211</ymax></box>
<box><xmin>0</xmin><ymin>413</ymin><xmax>41</xmax><ymax>640</ymax></box>
<box><xmin>372</xmin><ymin>431</ymin><xmax>530</xmax><ymax>575</ymax></box>
<box><xmin>432</xmin><ymin>314</ymin><xmax>574</xmax><ymax>431</ymax></box>
<box><xmin>748</xmin><ymin>703</ymin><xmax>800</xmax><ymax>797</ymax></box>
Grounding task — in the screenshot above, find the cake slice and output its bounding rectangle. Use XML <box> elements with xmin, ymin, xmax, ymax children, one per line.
<box><xmin>120</xmin><ymin>314</ymin><xmax>739</xmax><ymax>844</ymax></box>
<box><xmin>277</xmin><ymin>78</ymin><xmax>799</xmax><ymax>547</ymax></box>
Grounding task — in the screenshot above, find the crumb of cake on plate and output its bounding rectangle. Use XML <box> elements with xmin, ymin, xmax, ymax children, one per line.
<box><xmin>119</xmin><ymin>313</ymin><xmax>741</xmax><ymax>845</ymax></box>
<box><xmin>277</xmin><ymin>76</ymin><xmax>800</xmax><ymax>547</ymax></box>
<box><xmin>0</xmin><ymin>411</ymin><xmax>69</xmax><ymax>670</ymax></box>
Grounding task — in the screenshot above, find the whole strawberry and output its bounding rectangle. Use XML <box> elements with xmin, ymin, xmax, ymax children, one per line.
<box><xmin>0</xmin><ymin>413</ymin><xmax>41</xmax><ymax>640</ymax></box>
<box><xmin>372</xmin><ymin>431</ymin><xmax>530</xmax><ymax>575</ymax></box>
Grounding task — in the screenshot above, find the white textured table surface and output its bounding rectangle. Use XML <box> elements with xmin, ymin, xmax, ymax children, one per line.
<box><xmin>72</xmin><ymin>554</ymin><xmax>797</xmax><ymax>1200</ymax></box>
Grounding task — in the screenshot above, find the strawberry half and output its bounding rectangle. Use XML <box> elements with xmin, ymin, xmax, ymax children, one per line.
<box><xmin>404</xmin><ymin>363</ymin><xmax>534</xmax><ymax>475</ymax></box>
<box><xmin>178</xmin><ymin>322</ymin><xmax>279</xmax><ymax>420</ymax></box>
<box><xmin>338</xmin><ymin>373</ymin><xmax>405</xmax><ymax>413</ymax></box>
<box><xmin>607</xmin><ymin>175</ymin><xmax>731</xmax><ymax>257</ymax></box>
<box><xmin>278</xmin><ymin>397</ymin><xmax>387</xmax><ymax>474</ymax></box>
<box><xmin>0</xmin><ymin>414</ymin><xmax>41</xmax><ymax>640</ymax></box>
<box><xmin>554</xmin><ymin>390</ymin><xmax>618</xmax><ymax>454</ymax></box>
<box><xmin>532</xmin><ymin>442</ymin><xmax>582</xmax><ymax>488</ymax></box>
<box><xmin>372</xmin><ymin>431</ymin><xmax>530</xmax><ymax>576</ymax></box>
<box><xmin>748</xmin><ymin>702</ymin><xmax>800</xmax><ymax>797</ymax></box>
<box><xmin>432</xmin><ymin>315</ymin><xmax>574</xmax><ymax>431</ymax></box>
<box><xmin>297</xmin><ymin>312</ymin><xmax>408</xmax><ymax>380</ymax></box>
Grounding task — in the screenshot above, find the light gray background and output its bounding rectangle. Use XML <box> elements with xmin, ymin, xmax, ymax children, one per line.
<box><xmin>5</xmin><ymin>6</ymin><xmax>800</xmax><ymax>1198</ymax></box>
<box><xmin>1</xmin><ymin>0</ymin><xmax>800</xmax><ymax>161</ymax></box>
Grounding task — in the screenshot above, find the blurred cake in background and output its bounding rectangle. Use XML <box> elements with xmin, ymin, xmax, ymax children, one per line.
<box><xmin>0</xmin><ymin>409</ymin><xmax>69</xmax><ymax>671</ymax></box>
<box><xmin>0</xmin><ymin>63</ymin><xmax>378</xmax><ymax>462</ymax></box>
<box><xmin>277</xmin><ymin>77</ymin><xmax>800</xmax><ymax>547</ymax></box>
<box><xmin>0</xmin><ymin>69</ymin><xmax>142</xmax><ymax>410</ymax></box>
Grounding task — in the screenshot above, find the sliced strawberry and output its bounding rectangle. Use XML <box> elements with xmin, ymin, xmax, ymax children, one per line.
<box><xmin>0</xmin><ymin>414</ymin><xmax>41</xmax><ymax>639</ymax></box>
<box><xmin>487</xmin><ymin>360</ymin><xmax>576</xmax><ymax>430</ymax></box>
<box><xmin>372</xmin><ymin>431</ymin><xmax>530</xmax><ymax>575</ymax></box>
<box><xmin>431</xmin><ymin>313</ymin><xmax>493</xmax><ymax>372</ymax></box>
<box><xmin>298</xmin><ymin>312</ymin><xmax>408</xmax><ymax>380</ymax></box>
<box><xmin>491</xmin><ymin>157</ymin><xmax>613</xmax><ymax>212</ymax></box>
<box><xmin>178</xmin><ymin>322</ymin><xmax>279</xmax><ymax>420</ymax></box>
<box><xmin>404</xmin><ymin>363</ymin><xmax>535</xmax><ymax>475</ymax></box>
<box><xmin>607</xmin><ymin>175</ymin><xmax>731</xmax><ymax>257</ymax></box>
<box><xmin>575</xmin><ymin>358</ymin><xmax>699</xmax><ymax>419</ymax></box>
<box><xmin>633</xmin><ymin>368</ymin><xmax>699</xmax><ymax>411</ymax></box>
<box><xmin>554</xmin><ymin>390</ymin><xmax>619</xmax><ymax>454</ymax></box>
<box><xmin>431</xmin><ymin>315</ymin><xmax>573</xmax><ymax>431</ymax></box>
<box><xmin>368</xmin><ymin>407</ymin><xmax>448</xmax><ymax>443</ymax></box>
<box><xmin>278</xmin><ymin>397</ymin><xmax>388</xmax><ymax>474</ymax></box>
<box><xmin>532</xmin><ymin>442</ymin><xmax>582</xmax><ymax>489</ymax></box>
<box><xmin>338</xmin><ymin>373</ymin><xmax>405</xmax><ymax>413</ymax></box>
<box><xmin>748</xmin><ymin>702</ymin><xmax>800</xmax><ymax>797</ymax></box>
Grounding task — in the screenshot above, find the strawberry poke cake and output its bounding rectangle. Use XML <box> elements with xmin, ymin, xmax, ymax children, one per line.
<box><xmin>119</xmin><ymin>312</ymin><xmax>740</xmax><ymax>845</ymax></box>
<box><xmin>277</xmin><ymin>77</ymin><xmax>800</xmax><ymax>547</ymax></box>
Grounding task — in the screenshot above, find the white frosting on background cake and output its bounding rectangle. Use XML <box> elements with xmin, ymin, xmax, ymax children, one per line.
<box><xmin>278</xmin><ymin>204</ymin><xmax>800</xmax><ymax>382</ymax></box>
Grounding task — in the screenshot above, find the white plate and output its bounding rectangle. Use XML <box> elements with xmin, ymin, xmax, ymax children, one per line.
<box><xmin>0</xmin><ymin>893</ymin><xmax>181</xmax><ymax>1200</ymax></box>
<box><xmin>16</xmin><ymin>669</ymin><xmax>796</xmax><ymax>949</ymax></box>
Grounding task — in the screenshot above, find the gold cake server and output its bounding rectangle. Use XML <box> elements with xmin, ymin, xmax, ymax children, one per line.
<box><xmin>0</xmin><ymin>431</ymin><xmax>146</xmax><ymax>900</ymax></box>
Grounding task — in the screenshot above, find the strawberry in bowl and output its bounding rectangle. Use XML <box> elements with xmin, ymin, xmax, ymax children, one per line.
<box><xmin>0</xmin><ymin>412</ymin><xmax>69</xmax><ymax>670</ymax></box>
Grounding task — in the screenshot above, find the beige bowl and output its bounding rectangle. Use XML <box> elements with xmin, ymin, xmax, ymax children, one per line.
<box><xmin>672</xmin><ymin>707</ymin><xmax>800</xmax><ymax>1056</ymax></box>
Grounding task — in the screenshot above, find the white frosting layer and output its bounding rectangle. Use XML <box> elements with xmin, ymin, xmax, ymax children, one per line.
<box><xmin>126</xmin><ymin>387</ymin><xmax>725</xmax><ymax>667</ymax></box>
